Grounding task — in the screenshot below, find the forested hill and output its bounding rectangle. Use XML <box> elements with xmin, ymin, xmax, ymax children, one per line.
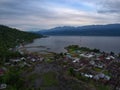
<box><xmin>0</xmin><ymin>25</ymin><xmax>42</xmax><ymax>57</ymax></box>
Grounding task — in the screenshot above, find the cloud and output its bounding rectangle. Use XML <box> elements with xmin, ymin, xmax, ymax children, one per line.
<box><xmin>0</xmin><ymin>0</ymin><xmax>120</xmax><ymax>31</ymax></box>
<box><xmin>97</xmin><ymin>0</ymin><xmax>120</xmax><ymax>14</ymax></box>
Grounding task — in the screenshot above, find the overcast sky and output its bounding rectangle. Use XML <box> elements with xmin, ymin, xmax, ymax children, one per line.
<box><xmin>0</xmin><ymin>0</ymin><xmax>120</xmax><ymax>31</ymax></box>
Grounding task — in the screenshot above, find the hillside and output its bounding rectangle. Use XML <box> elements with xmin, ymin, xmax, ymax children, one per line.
<box><xmin>37</xmin><ymin>24</ymin><xmax>120</xmax><ymax>36</ymax></box>
<box><xmin>0</xmin><ymin>25</ymin><xmax>42</xmax><ymax>58</ymax></box>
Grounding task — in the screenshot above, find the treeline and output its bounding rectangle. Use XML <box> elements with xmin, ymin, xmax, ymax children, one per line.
<box><xmin>0</xmin><ymin>25</ymin><xmax>42</xmax><ymax>61</ymax></box>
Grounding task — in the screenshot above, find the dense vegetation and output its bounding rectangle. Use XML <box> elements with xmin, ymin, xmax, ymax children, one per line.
<box><xmin>0</xmin><ymin>25</ymin><xmax>42</xmax><ymax>61</ymax></box>
<box><xmin>65</xmin><ymin>45</ymin><xmax>100</xmax><ymax>53</ymax></box>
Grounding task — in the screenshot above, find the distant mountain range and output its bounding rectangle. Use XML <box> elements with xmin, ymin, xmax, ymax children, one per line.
<box><xmin>36</xmin><ymin>24</ymin><xmax>120</xmax><ymax>36</ymax></box>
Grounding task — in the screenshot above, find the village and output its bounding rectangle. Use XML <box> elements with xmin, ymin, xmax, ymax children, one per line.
<box><xmin>0</xmin><ymin>45</ymin><xmax>120</xmax><ymax>90</ymax></box>
<box><xmin>62</xmin><ymin>45</ymin><xmax>120</xmax><ymax>89</ymax></box>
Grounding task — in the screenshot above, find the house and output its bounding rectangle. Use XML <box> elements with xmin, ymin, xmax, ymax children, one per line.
<box><xmin>81</xmin><ymin>73</ymin><xmax>93</xmax><ymax>78</ymax></box>
<box><xmin>94</xmin><ymin>61</ymin><xmax>105</xmax><ymax>68</ymax></box>
<box><xmin>39</xmin><ymin>57</ymin><xmax>44</xmax><ymax>61</ymax></box>
<box><xmin>89</xmin><ymin>60</ymin><xmax>95</xmax><ymax>65</ymax></box>
<box><xmin>75</xmin><ymin>50</ymin><xmax>81</xmax><ymax>53</ymax></box>
<box><xmin>98</xmin><ymin>73</ymin><xmax>105</xmax><ymax>78</ymax></box>
<box><xmin>0</xmin><ymin>69</ymin><xmax>4</xmax><ymax>76</ymax></box>
<box><xmin>104</xmin><ymin>75</ymin><xmax>110</xmax><ymax>81</ymax></box>
<box><xmin>97</xmin><ymin>65</ymin><xmax>104</xmax><ymax>68</ymax></box>
<box><xmin>94</xmin><ymin>63</ymin><xmax>105</xmax><ymax>68</ymax></box>
<box><xmin>86</xmin><ymin>54</ymin><xmax>94</xmax><ymax>58</ymax></box>
<box><xmin>79</xmin><ymin>54</ymin><xmax>86</xmax><ymax>57</ymax></box>
<box><xmin>84</xmin><ymin>74</ymin><xmax>93</xmax><ymax>78</ymax></box>
<box><xmin>97</xmin><ymin>55</ymin><xmax>105</xmax><ymax>60</ymax></box>
<box><xmin>93</xmin><ymin>75</ymin><xmax>99</xmax><ymax>80</ymax></box>
<box><xmin>18</xmin><ymin>50</ymin><xmax>24</xmax><ymax>55</ymax></box>
<box><xmin>31</xmin><ymin>58</ymin><xmax>36</xmax><ymax>62</ymax></box>
<box><xmin>0</xmin><ymin>84</ymin><xmax>7</xmax><ymax>89</ymax></box>
<box><xmin>106</xmin><ymin>57</ymin><xmax>111</xmax><ymax>60</ymax></box>
<box><xmin>73</xmin><ymin>58</ymin><xmax>79</xmax><ymax>63</ymax></box>
<box><xmin>106</xmin><ymin>56</ymin><xmax>115</xmax><ymax>60</ymax></box>
<box><xmin>4</xmin><ymin>63</ymin><xmax>11</xmax><ymax>66</ymax></box>
<box><xmin>66</xmin><ymin>54</ymin><xmax>72</xmax><ymax>59</ymax></box>
<box><xmin>19</xmin><ymin>62</ymin><xmax>31</xmax><ymax>67</ymax></box>
<box><xmin>10</xmin><ymin>58</ymin><xmax>21</xmax><ymax>63</ymax></box>
<box><xmin>20</xmin><ymin>57</ymin><xmax>26</xmax><ymax>61</ymax></box>
<box><xmin>80</xmin><ymin>53</ymin><xmax>94</xmax><ymax>58</ymax></box>
<box><xmin>93</xmin><ymin>73</ymin><xmax>110</xmax><ymax>81</ymax></box>
<box><xmin>110</xmin><ymin>56</ymin><xmax>115</xmax><ymax>59</ymax></box>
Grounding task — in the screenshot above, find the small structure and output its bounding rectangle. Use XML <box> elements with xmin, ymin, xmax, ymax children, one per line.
<box><xmin>84</xmin><ymin>74</ymin><xmax>93</xmax><ymax>78</ymax></box>
<box><xmin>0</xmin><ymin>68</ymin><xmax>5</xmax><ymax>76</ymax></box>
<box><xmin>73</xmin><ymin>58</ymin><xmax>79</xmax><ymax>63</ymax></box>
<box><xmin>89</xmin><ymin>60</ymin><xmax>95</xmax><ymax>65</ymax></box>
<box><xmin>0</xmin><ymin>84</ymin><xmax>7</xmax><ymax>89</ymax></box>
<box><xmin>106</xmin><ymin>56</ymin><xmax>115</xmax><ymax>60</ymax></box>
<box><xmin>20</xmin><ymin>57</ymin><xmax>26</xmax><ymax>61</ymax></box>
<box><xmin>93</xmin><ymin>73</ymin><xmax>110</xmax><ymax>81</ymax></box>
<box><xmin>10</xmin><ymin>59</ymin><xmax>21</xmax><ymax>62</ymax></box>
<box><xmin>31</xmin><ymin>58</ymin><xmax>36</xmax><ymax>62</ymax></box>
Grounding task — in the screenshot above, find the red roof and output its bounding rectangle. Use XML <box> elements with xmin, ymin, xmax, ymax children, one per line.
<box><xmin>0</xmin><ymin>69</ymin><xmax>4</xmax><ymax>75</ymax></box>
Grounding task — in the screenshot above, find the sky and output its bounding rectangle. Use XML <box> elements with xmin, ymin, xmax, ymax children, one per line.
<box><xmin>0</xmin><ymin>0</ymin><xmax>120</xmax><ymax>31</ymax></box>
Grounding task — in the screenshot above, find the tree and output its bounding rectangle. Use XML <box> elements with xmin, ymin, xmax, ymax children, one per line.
<box><xmin>68</xmin><ymin>67</ymin><xmax>75</xmax><ymax>76</ymax></box>
<box><xmin>118</xmin><ymin>53</ymin><xmax>120</xmax><ymax>58</ymax></box>
<box><xmin>110</xmin><ymin>51</ymin><xmax>114</xmax><ymax>56</ymax></box>
<box><xmin>1</xmin><ymin>67</ymin><xmax>25</xmax><ymax>89</ymax></box>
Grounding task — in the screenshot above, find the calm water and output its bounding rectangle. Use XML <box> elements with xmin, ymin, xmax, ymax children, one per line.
<box><xmin>25</xmin><ymin>36</ymin><xmax>120</xmax><ymax>54</ymax></box>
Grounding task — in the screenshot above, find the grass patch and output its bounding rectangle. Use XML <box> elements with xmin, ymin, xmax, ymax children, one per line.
<box><xmin>103</xmin><ymin>70</ymin><xmax>110</xmax><ymax>76</ymax></box>
<box><xmin>45</xmin><ymin>58</ymin><xmax>54</xmax><ymax>63</ymax></box>
<box><xmin>70</xmin><ymin>83</ymin><xmax>88</xmax><ymax>90</ymax></box>
<box><xmin>77</xmin><ymin>74</ymin><xmax>90</xmax><ymax>82</ymax></box>
<box><xmin>95</xmin><ymin>84</ymin><xmax>111</xmax><ymax>90</ymax></box>
<box><xmin>28</xmin><ymin>73</ymin><xmax>40</xmax><ymax>82</ymax></box>
<box><xmin>42</xmin><ymin>72</ymin><xmax>58</xmax><ymax>86</ymax></box>
<box><xmin>93</xmin><ymin>67</ymin><xmax>102</xmax><ymax>72</ymax></box>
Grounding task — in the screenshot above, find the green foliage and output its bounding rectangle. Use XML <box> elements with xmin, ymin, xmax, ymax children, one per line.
<box><xmin>65</xmin><ymin>45</ymin><xmax>79</xmax><ymax>51</ymax></box>
<box><xmin>28</xmin><ymin>73</ymin><xmax>40</xmax><ymax>83</ymax></box>
<box><xmin>0</xmin><ymin>67</ymin><xmax>25</xmax><ymax>89</ymax></box>
<box><xmin>45</xmin><ymin>58</ymin><xmax>54</xmax><ymax>63</ymax></box>
<box><xmin>0</xmin><ymin>25</ymin><xmax>42</xmax><ymax>61</ymax></box>
<box><xmin>66</xmin><ymin>45</ymin><xmax>100</xmax><ymax>53</ymax></box>
<box><xmin>93</xmin><ymin>67</ymin><xmax>102</xmax><ymax>72</ymax></box>
<box><xmin>95</xmin><ymin>84</ymin><xmax>111</xmax><ymax>90</ymax></box>
<box><xmin>76</xmin><ymin>73</ymin><xmax>89</xmax><ymax>82</ymax></box>
<box><xmin>42</xmin><ymin>72</ymin><xmax>58</xmax><ymax>86</ymax></box>
<box><xmin>118</xmin><ymin>53</ymin><xmax>120</xmax><ymax>57</ymax></box>
<box><xmin>92</xmin><ymin>48</ymin><xmax>100</xmax><ymax>53</ymax></box>
<box><xmin>110</xmin><ymin>51</ymin><xmax>114</xmax><ymax>56</ymax></box>
<box><xmin>68</xmin><ymin>67</ymin><xmax>75</xmax><ymax>76</ymax></box>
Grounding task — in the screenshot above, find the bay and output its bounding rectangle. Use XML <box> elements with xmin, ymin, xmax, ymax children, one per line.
<box><xmin>25</xmin><ymin>36</ymin><xmax>120</xmax><ymax>54</ymax></box>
